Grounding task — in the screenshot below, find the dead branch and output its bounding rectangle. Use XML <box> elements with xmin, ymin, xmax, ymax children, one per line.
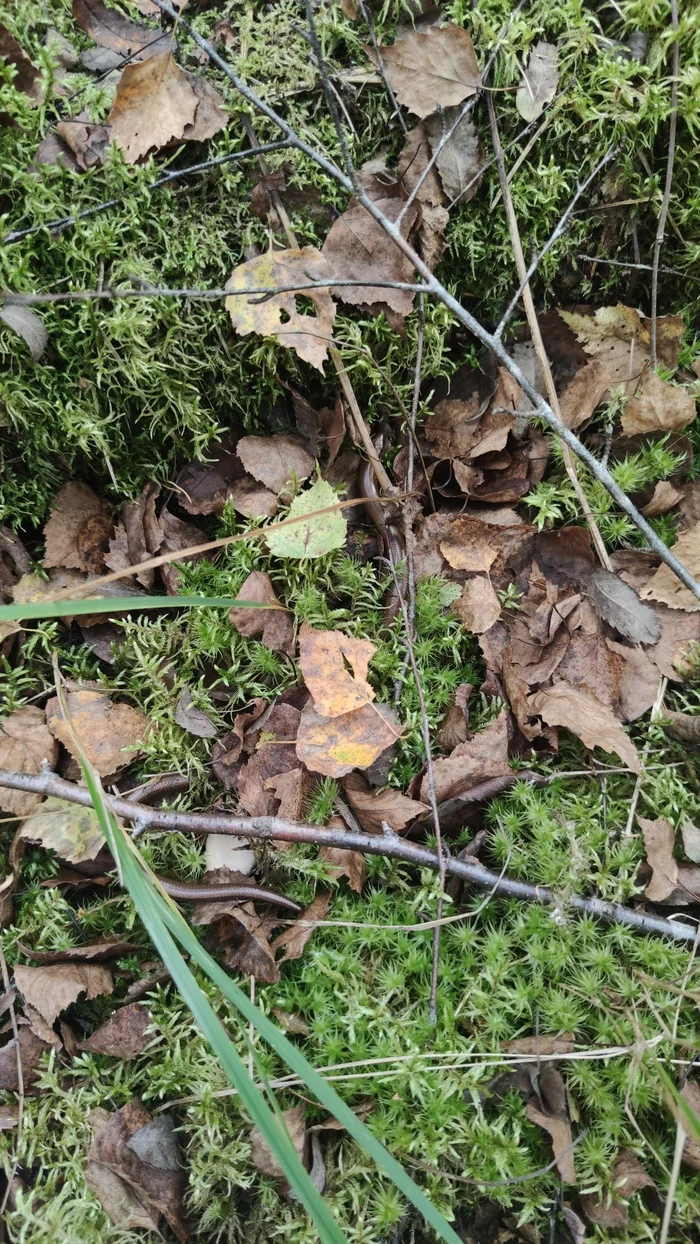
<box><xmin>650</xmin><ymin>0</ymin><xmax>680</xmax><ymax>366</ymax></box>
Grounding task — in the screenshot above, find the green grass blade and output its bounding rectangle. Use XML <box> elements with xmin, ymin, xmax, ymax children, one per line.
<box><xmin>654</xmin><ymin>1062</ymin><xmax>700</xmax><ymax>1143</ymax></box>
<box><xmin>0</xmin><ymin>596</ymin><xmax>276</xmax><ymax>622</ymax></box>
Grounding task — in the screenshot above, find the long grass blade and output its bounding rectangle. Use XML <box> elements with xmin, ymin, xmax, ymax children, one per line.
<box><xmin>0</xmin><ymin>596</ymin><xmax>277</xmax><ymax>623</ymax></box>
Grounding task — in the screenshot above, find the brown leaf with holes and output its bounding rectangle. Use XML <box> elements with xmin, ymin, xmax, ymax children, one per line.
<box><xmin>423</xmin><ymin>712</ymin><xmax>511</xmax><ymax>804</ymax></box>
<box><xmin>43</xmin><ymin>482</ymin><xmax>114</xmax><ymax>574</ymax></box>
<box><xmin>72</xmin><ymin>0</ymin><xmax>169</xmax><ymax>61</ymax></box>
<box><xmin>250</xmin><ymin>1103</ymin><xmax>307</xmax><ymax>1180</ymax></box>
<box><xmin>14</xmin><ymin>962</ymin><xmax>113</xmax><ymax>1028</ymax></box>
<box><xmin>321</xmin><ymin>196</ymin><xmax>418</xmax><ymax>319</ymax></box>
<box><xmin>272</xmin><ymin>891</ymin><xmax>331</xmax><ymax>963</ymax></box>
<box><xmin>319</xmin><ymin>844</ymin><xmax>367</xmax><ymax>892</ymax></box>
<box><xmin>0</xmin><ymin>1026</ymin><xmax>52</xmax><ymax>1092</ymax></box>
<box><xmin>108</xmin><ymin>53</ymin><xmax>200</xmax><ymax>163</ymax></box>
<box><xmin>452</xmin><ymin>576</ymin><xmax>501</xmax><ymax>633</ymax></box>
<box><xmin>638</xmin><ymin>817</ymin><xmax>677</xmax><ymax>901</ymax></box>
<box><xmin>640</xmin><ymin>521</ymin><xmax>700</xmax><ymax>612</ymax></box>
<box><xmin>299</xmin><ymin>623</ymin><xmax>376</xmax><ymax>716</ymax></box>
<box><xmin>226</xmin><ymin>247</ymin><xmax>336</xmax><ymax>372</ymax></box>
<box><xmin>296</xmin><ymin>701</ymin><xmax>400</xmax><ymax>777</ymax></box>
<box><xmin>527</xmin><ymin>682</ymin><xmax>640</xmax><ymax>772</ymax></box>
<box><xmin>105</xmin><ymin>482</ymin><xmax>161</xmax><ymax>588</ymax></box>
<box><xmin>46</xmin><ymin>687</ymin><xmax>151</xmax><ymax>776</ymax></box>
<box><xmin>0</xmin><ymin>707</ymin><xmax>58</xmax><ymax>817</ymax></box>
<box><xmin>0</xmin><ymin>22</ymin><xmax>44</xmax><ymax>103</ymax></box>
<box><xmin>87</xmin><ymin>1100</ymin><xmax>188</xmax><ymax>1240</ymax></box>
<box><xmin>80</xmin><ymin>1002</ymin><xmax>152</xmax><ymax>1059</ymax></box>
<box><xmin>236</xmin><ymin>435</ymin><xmax>315</xmax><ymax>499</ymax></box>
<box><xmin>375</xmin><ymin>23</ymin><xmax>480</xmax><ymax>118</ymax></box>
<box><xmin>620</xmin><ymin>369</ymin><xmax>696</xmax><ymax>436</ymax></box>
<box><xmin>342</xmin><ymin>772</ymin><xmax>428</xmax><ymax>834</ymax></box>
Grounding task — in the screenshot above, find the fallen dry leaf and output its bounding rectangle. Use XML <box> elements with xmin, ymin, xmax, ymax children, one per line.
<box><xmin>16</xmin><ymin>939</ymin><xmax>140</xmax><ymax>964</ymax></box>
<box><xmin>641</xmin><ymin>480</ymin><xmax>683</xmax><ymax>517</ymax></box>
<box><xmin>606</xmin><ymin>640</ymin><xmax>660</xmax><ymax>722</ymax></box>
<box><xmin>46</xmin><ymin>687</ymin><xmax>151</xmax><ymax>777</ymax></box>
<box><xmin>43</xmin><ymin>482</ymin><xmax>113</xmax><ymax>574</ymax></box>
<box><xmin>319</xmin><ymin>845</ymin><xmax>367</xmax><ymax>892</ymax></box>
<box><xmin>588</xmin><ymin>568</ymin><xmax>661</xmax><ymax>644</ymax></box>
<box><xmin>226</xmin><ymin>247</ymin><xmax>336</xmax><ymax>372</ymax></box>
<box><xmin>640</xmin><ymin>521</ymin><xmax>700</xmax><ymax>612</ymax></box>
<box><xmin>376</xmin><ymin>23</ymin><xmax>481</xmax><ymax>118</ymax></box>
<box><xmin>436</xmin><ymin>683</ymin><xmax>472</xmax><ymax>751</ymax></box>
<box><xmin>342</xmin><ymin>773</ymin><xmax>428</xmax><ymax>834</ymax></box>
<box><xmin>181</xmin><ymin>73</ymin><xmax>228</xmax><ymax>144</ymax></box>
<box><xmin>659</xmin><ymin>708</ymin><xmax>700</xmax><ymax>742</ymax></box>
<box><xmin>250</xmin><ymin>1102</ymin><xmax>307</xmax><ymax>1180</ymax></box>
<box><xmin>504</xmin><ymin>1033</ymin><xmax>575</xmax><ymax>1057</ymax></box>
<box><xmin>265</xmin><ymin>767</ymin><xmax>309</xmax><ymax>824</ymax></box>
<box><xmin>87</xmin><ymin>1100</ymin><xmax>187</xmax><ymax>1241</ymax></box>
<box><xmin>19</xmin><ymin>796</ymin><xmax>105</xmax><ymax>865</ymax></box>
<box><xmin>14</xmin><ymin>962</ymin><xmax>113</xmax><ymax>1028</ymax></box>
<box><xmin>452</xmin><ymin>575</ymin><xmax>501</xmax><ymax>633</ymax></box>
<box><xmin>292</xmin><ymin>390</ymin><xmax>344</xmax><ymax>466</ymax></box>
<box><xmin>211</xmin><ymin>697</ymin><xmax>267</xmax><ymax>783</ymax></box>
<box><xmin>72</xmin><ymin>0</ymin><xmax>169</xmax><ymax>61</ymax></box>
<box><xmin>108</xmin><ymin>53</ymin><xmax>200</xmax><ymax>163</ymax></box>
<box><xmin>158</xmin><ymin>508</ymin><xmax>207</xmax><ymax>595</ymax></box>
<box><xmin>272</xmin><ymin>891</ymin><xmax>331</xmax><ymax>962</ymax></box>
<box><xmin>271</xmin><ymin>1008</ymin><xmax>310</xmax><ymax>1036</ymax></box>
<box><xmin>681</xmin><ymin>821</ymin><xmax>700</xmax><ymax>864</ymax></box>
<box><xmin>423</xmin><ymin>712</ymin><xmax>511</xmax><ymax>804</ymax></box>
<box><xmin>638</xmin><ymin>817</ymin><xmax>678</xmax><ymax>901</ymax></box>
<box><xmin>439</xmin><ymin>517</ymin><xmax>499</xmax><ymax>572</ymax></box>
<box><xmin>194</xmin><ymin>899</ymin><xmax>280</xmax><ymax>983</ymax></box>
<box><xmin>296</xmin><ymin>700</ymin><xmax>400</xmax><ymax>777</ymax></box>
<box><xmin>237</xmin><ymin>434</ymin><xmax>315</xmax><ymax>499</ymax></box>
<box><xmin>580</xmin><ymin>1147</ymin><xmax>653</xmax><ymax>1229</ymax></box>
<box><xmin>105</xmin><ymin>482</ymin><xmax>161</xmax><ymax>588</ymax></box>
<box><xmin>0</xmin><ymin>707</ymin><xmax>58</xmax><ymax>818</ymax></box>
<box><xmin>300</xmin><ymin>623</ymin><xmax>376</xmax><ymax>716</ymax></box>
<box><xmin>0</xmin><ymin>1026</ymin><xmax>52</xmax><ymax>1091</ymax></box>
<box><xmin>0</xmin><ymin>22</ymin><xmax>43</xmax><ymax>103</ymax></box>
<box><xmin>680</xmin><ymin>1081</ymin><xmax>700</xmax><ymax>1170</ymax></box>
<box><xmin>0</xmin><ymin>304</ymin><xmax>48</xmax><ymax>361</ymax></box>
<box><xmin>525</xmin><ymin>1098</ymin><xmax>575</xmax><ymax>1184</ymax></box>
<box><xmin>321</xmin><ymin>195</ymin><xmax>418</xmax><ymax>320</ymax></box>
<box><xmin>516</xmin><ymin>41</ymin><xmax>558</xmax><ymax>122</ymax></box>
<box><xmin>80</xmin><ymin>1002</ymin><xmax>152</xmax><ymax>1059</ymax></box>
<box><xmin>424</xmin><ymin>106</ymin><xmax>484</xmax><ymax>204</ymax></box>
<box><xmin>527</xmin><ymin>682</ymin><xmax>641</xmax><ymax>773</ymax></box>
<box><xmin>174</xmin><ymin>687</ymin><xmax>218</xmax><ymax>739</ymax></box>
<box><xmin>621</xmin><ymin>368</ymin><xmax>696</xmax><ymax>436</ymax></box>
<box><xmin>229</xmin><ymin>571</ymin><xmax>294</xmax><ymax>654</ymax></box>
<box><xmin>176</xmin><ymin>434</ymin><xmax>245</xmax><ymax>516</ymax></box>
<box><xmin>55</xmin><ymin>115</ymin><xmax>111</xmax><ymax>170</ymax></box>
<box><xmin>397</xmin><ymin>124</ymin><xmax>443</xmax><ymax>207</ymax></box>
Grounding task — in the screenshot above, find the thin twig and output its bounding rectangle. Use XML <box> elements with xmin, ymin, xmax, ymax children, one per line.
<box><xmin>0</xmin><ymin>943</ymin><xmax>24</xmax><ymax>1217</ymax></box>
<box><xmin>409</xmin><ymin>1130</ymin><xmax>586</xmax><ymax>1187</ymax></box>
<box><xmin>0</xmin><ymin>766</ymin><xmax>697</xmax><ymax>943</ymax></box>
<box><xmin>577</xmin><ymin>255</ymin><xmax>699</xmax><ymax>282</ymax></box>
<box><xmin>487</xmin><ymin>95</ymin><xmax>612</xmax><ymax>571</ymax></box>
<box><xmin>2</xmin><ymin>279</ymin><xmax>430</xmax><ymax>305</ymax></box>
<box><xmin>356</xmin><ymin>0</ymin><xmax>406</xmax><ymax>134</ymax></box>
<box><xmin>650</xmin><ymin>0</ymin><xmax>680</xmax><ymax>367</ymax></box>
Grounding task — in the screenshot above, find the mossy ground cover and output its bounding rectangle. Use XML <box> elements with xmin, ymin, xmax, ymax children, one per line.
<box><xmin>1</xmin><ymin>0</ymin><xmax>700</xmax><ymax>1240</ymax></box>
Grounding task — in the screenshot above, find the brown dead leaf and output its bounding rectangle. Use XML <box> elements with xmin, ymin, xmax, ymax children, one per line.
<box><xmin>376</xmin><ymin>23</ymin><xmax>481</xmax><ymax>118</ymax></box>
<box><xmin>299</xmin><ymin>623</ymin><xmax>376</xmax><ymax>716</ymax></box>
<box><xmin>16</xmin><ymin>939</ymin><xmax>140</xmax><ymax>964</ymax></box>
<box><xmin>452</xmin><ymin>576</ymin><xmax>501</xmax><ymax>633</ymax></box>
<box><xmin>200</xmin><ymin>901</ymin><xmax>280</xmax><ymax>983</ymax></box>
<box><xmin>174</xmin><ymin>687</ymin><xmax>218</xmax><ymax>739</ymax></box>
<box><xmin>588</xmin><ymin>567</ymin><xmax>661</xmax><ymax>644</ymax></box>
<box><xmin>641</xmin><ymin>480</ymin><xmax>683</xmax><ymax>517</ymax></box>
<box><xmin>271</xmin><ymin>1008</ymin><xmax>310</xmax><ymax>1036</ymax></box>
<box><xmin>525</xmin><ymin>1099</ymin><xmax>576</xmax><ymax>1184</ymax></box>
<box><xmin>237</xmin><ymin>435</ymin><xmax>315</xmax><ymax>499</ymax></box>
<box><xmin>72</xmin><ymin>0</ymin><xmax>169</xmax><ymax>61</ymax></box>
<box><xmin>0</xmin><ymin>706</ymin><xmax>58</xmax><ymax>817</ymax></box>
<box><xmin>516</xmin><ymin>41</ymin><xmax>558</xmax><ymax>122</ymax></box>
<box><xmin>424</xmin><ymin>106</ymin><xmax>484</xmax><ymax>205</ymax></box>
<box><xmin>46</xmin><ymin>687</ymin><xmax>151</xmax><ymax>777</ymax></box>
<box><xmin>265</xmin><ymin>767</ymin><xmax>308</xmax><ymax>823</ymax></box>
<box><xmin>645</xmin><ymin>604</ymin><xmax>700</xmax><ymax>681</ymax></box>
<box><xmin>250</xmin><ymin>1102</ymin><xmax>307</xmax><ymax>1180</ymax></box>
<box><xmin>681</xmin><ymin>821</ymin><xmax>700</xmax><ymax>863</ymax></box>
<box><xmin>180</xmin><ymin>73</ymin><xmax>227</xmax><ymax>144</ymax></box>
<box><xmin>580</xmin><ymin>1147</ymin><xmax>653</xmax><ymax>1228</ymax></box>
<box><xmin>0</xmin><ymin>1104</ymin><xmax>19</xmax><ymax>1129</ymax></box>
<box><xmin>640</xmin><ymin>521</ymin><xmax>700</xmax><ymax>612</ymax></box>
<box><xmin>295</xmin><ymin>700</ymin><xmax>400</xmax><ymax>777</ymax></box>
<box><xmin>436</xmin><ymin>683</ymin><xmax>472</xmax><ymax>751</ymax></box>
<box><xmin>342</xmin><ymin>772</ymin><xmax>427</xmax><ymax>834</ymax></box>
<box><xmin>211</xmin><ymin>698</ymin><xmax>267</xmax><ymax>786</ymax></box>
<box><xmin>321</xmin><ymin>196</ymin><xmax>418</xmax><ymax>320</ymax></box>
<box><xmin>0</xmin><ymin>1025</ymin><xmax>52</xmax><ymax>1091</ymax></box>
<box><xmin>105</xmin><ymin>482</ymin><xmax>161</xmax><ymax>588</ymax></box>
<box><xmin>176</xmin><ymin>434</ymin><xmax>244</xmax><ymax>516</ymax></box>
<box><xmin>397</xmin><ymin>124</ymin><xmax>443</xmax><ymax>207</ymax></box>
<box><xmin>527</xmin><ymin>682</ymin><xmax>641</xmax><ymax>772</ymax></box>
<box><xmin>272</xmin><ymin>891</ymin><xmax>331</xmax><ymax>962</ymax></box>
<box><xmin>319</xmin><ymin>845</ymin><xmax>367</xmax><ymax>893</ymax></box>
<box><xmin>638</xmin><ymin>817</ymin><xmax>678</xmax><ymax>901</ymax></box>
<box><xmin>606</xmin><ymin>641</ymin><xmax>660</xmax><ymax>722</ymax></box>
<box><xmin>226</xmin><ymin>247</ymin><xmax>336</xmax><ymax>373</ymax></box>
<box><xmin>504</xmin><ymin>1033</ymin><xmax>575</xmax><ymax>1057</ymax></box>
<box><xmin>55</xmin><ymin>115</ymin><xmax>111</xmax><ymax>170</ymax></box>
<box><xmin>423</xmin><ymin>712</ymin><xmax>511</xmax><ymax>804</ymax></box>
<box><xmin>237</xmin><ymin>702</ymin><xmax>304</xmax><ymax>815</ymax></box>
<box><xmin>80</xmin><ymin>1002</ymin><xmax>152</xmax><ymax>1059</ymax></box>
<box><xmin>553</xmin><ymin>631</ymin><xmax>623</xmax><ymax>708</ymax></box>
<box><xmin>14</xmin><ymin>962</ymin><xmax>113</xmax><ymax>1028</ymax></box>
<box><xmin>0</xmin><ymin>22</ymin><xmax>43</xmax><ymax>103</ymax></box>
<box><xmin>108</xmin><ymin>54</ymin><xmax>205</xmax><ymax>162</ymax></box>
<box><xmin>621</xmin><ymin>369</ymin><xmax>696</xmax><ymax>436</ymax></box>
<box><xmin>158</xmin><ymin>509</ymin><xmax>207</xmax><ymax>595</ymax></box>
<box><xmin>43</xmin><ymin>482</ymin><xmax>113</xmax><ymax>574</ymax></box>
<box><xmin>439</xmin><ymin>517</ymin><xmax>499</xmax><ymax>572</ymax></box>
<box><xmin>680</xmin><ymin>1081</ymin><xmax>700</xmax><ymax>1170</ymax></box>
<box><xmin>87</xmin><ymin>1100</ymin><xmax>187</xmax><ymax>1241</ymax></box>
<box><xmin>230</xmin><ymin>476</ymin><xmax>279</xmax><ymax>519</ymax></box>
<box><xmin>292</xmin><ymin>391</ymin><xmax>344</xmax><ymax>466</ymax></box>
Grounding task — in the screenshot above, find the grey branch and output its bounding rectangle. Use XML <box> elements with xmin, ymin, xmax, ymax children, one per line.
<box><xmin>2</xmin><ymin>280</ymin><xmax>431</xmax><ymax>306</ymax></box>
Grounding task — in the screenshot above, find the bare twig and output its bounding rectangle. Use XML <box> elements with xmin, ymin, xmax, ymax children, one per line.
<box><xmin>3</xmin><ymin>142</ymin><xmax>292</xmax><ymax>245</ymax></box>
<box><xmin>487</xmin><ymin>95</ymin><xmax>612</xmax><ymax>571</ymax></box>
<box><xmin>1</xmin><ymin>280</ymin><xmax>430</xmax><ymax>306</ymax></box>
<box><xmin>577</xmin><ymin>255</ymin><xmax>699</xmax><ymax>282</ymax></box>
<box><xmin>0</xmin><ymin>766</ymin><xmax>697</xmax><ymax>943</ymax></box>
<box><xmin>355</xmin><ymin>0</ymin><xmax>406</xmax><ymax>134</ymax></box>
<box><xmin>650</xmin><ymin>0</ymin><xmax>680</xmax><ymax>366</ymax></box>
<box><xmin>0</xmin><ymin>943</ymin><xmax>24</xmax><ymax>1218</ymax></box>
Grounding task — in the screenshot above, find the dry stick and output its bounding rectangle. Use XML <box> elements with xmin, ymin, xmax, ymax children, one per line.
<box><xmin>3</xmin><ymin>141</ymin><xmax>292</xmax><ymax>245</ymax></box>
<box><xmin>355</xmin><ymin>0</ymin><xmax>406</xmax><ymax>135</ymax></box>
<box><xmin>0</xmin><ymin>766</ymin><xmax>696</xmax><ymax>944</ymax></box>
<box><xmin>578</xmin><ymin>254</ymin><xmax>700</xmax><ymax>283</ymax></box>
<box><xmin>147</xmin><ymin>0</ymin><xmax>700</xmax><ymax>603</ymax></box>
<box><xmin>650</xmin><ymin>0</ymin><xmax>680</xmax><ymax>367</ymax></box>
<box><xmin>486</xmin><ymin>95</ymin><xmax>612</xmax><ymax>572</ymax></box>
<box><xmin>3</xmin><ymin>280</ymin><xmax>430</xmax><ymax>306</ymax></box>
<box><xmin>0</xmin><ymin>944</ymin><xmax>24</xmax><ymax>1218</ymax></box>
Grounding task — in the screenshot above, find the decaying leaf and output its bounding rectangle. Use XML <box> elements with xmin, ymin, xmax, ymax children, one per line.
<box><xmin>0</xmin><ymin>706</ymin><xmax>58</xmax><ymax>818</ymax></box>
<box><xmin>0</xmin><ymin>1026</ymin><xmax>52</xmax><ymax>1092</ymax></box>
<box><xmin>226</xmin><ymin>247</ymin><xmax>336</xmax><ymax>372</ymax></box>
<box><xmin>640</xmin><ymin>521</ymin><xmax>700</xmax><ymax>612</ymax></box>
<box><xmin>105</xmin><ymin>481</ymin><xmax>161</xmax><ymax>588</ymax></box>
<box><xmin>237</xmin><ymin>434</ymin><xmax>315</xmax><ymax>498</ymax></box>
<box><xmin>296</xmin><ymin>700</ymin><xmax>400</xmax><ymax>778</ymax></box>
<box><xmin>108</xmin><ymin>53</ymin><xmax>197</xmax><ymax>162</ymax></box>
<box><xmin>376</xmin><ymin>23</ymin><xmax>481</xmax><ymax>118</ymax></box>
<box><xmin>80</xmin><ymin>1002</ymin><xmax>153</xmax><ymax>1059</ymax></box>
<box><xmin>43</xmin><ymin>482</ymin><xmax>113</xmax><ymax>574</ymax></box>
<box><xmin>342</xmin><ymin>773</ymin><xmax>428</xmax><ymax>834</ymax></box>
<box><xmin>0</xmin><ymin>22</ymin><xmax>43</xmax><ymax>103</ymax></box>
<box><xmin>580</xmin><ymin>1148</ymin><xmax>653</xmax><ymax>1228</ymax></box>
<box><xmin>321</xmin><ymin>196</ymin><xmax>418</xmax><ymax>319</ymax></box>
<box><xmin>14</xmin><ymin>962</ymin><xmax>113</xmax><ymax>1028</ymax></box>
<box><xmin>194</xmin><ymin>899</ymin><xmax>280</xmax><ymax>984</ymax></box>
<box><xmin>436</xmin><ymin>683</ymin><xmax>472</xmax><ymax>751</ymax></box>
<box><xmin>265</xmin><ymin>478</ymin><xmax>347</xmax><ymax>559</ymax></box>
<box><xmin>527</xmin><ymin>682</ymin><xmax>641</xmax><ymax>773</ymax></box>
<box><xmin>19</xmin><ymin>796</ymin><xmax>105</xmax><ymax>865</ymax></box>
<box><xmin>174</xmin><ymin>687</ymin><xmax>218</xmax><ymax>739</ymax></box>
<box><xmin>319</xmin><ymin>845</ymin><xmax>367</xmax><ymax>892</ymax></box>
<box><xmin>452</xmin><ymin>575</ymin><xmax>501</xmax><ymax>633</ymax></box>
<box><xmin>504</xmin><ymin>1033</ymin><xmax>575</xmax><ymax>1057</ymax></box>
<box><xmin>422</xmin><ymin>712</ymin><xmax>511</xmax><ymax>804</ymax></box>
<box><xmin>16</xmin><ymin>939</ymin><xmax>140</xmax><ymax>964</ymax></box>
<box><xmin>0</xmin><ymin>304</ymin><xmax>48</xmax><ymax>361</ymax></box>
<box><xmin>424</xmin><ymin>106</ymin><xmax>484</xmax><ymax>204</ymax></box>
<box><xmin>300</xmin><ymin>623</ymin><xmax>376</xmax><ymax>717</ymax></box>
<box><xmin>250</xmin><ymin>1102</ymin><xmax>307</xmax><ymax>1180</ymax></box>
<box><xmin>638</xmin><ymin>817</ymin><xmax>677</xmax><ymax>901</ymax></box>
<box><xmin>525</xmin><ymin>1098</ymin><xmax>576</xmax><ymax>1183</ymax></box>
<box><xmin>72</xmin><ymin>0</ymin><xmax>170</xmax><ymax>61</ymax></box>
<box><xmin>681</xmin><ymin>821</ymin><xmax>700</xmax><ymax>864</ymax></box>
<box><xmin>272</xmin><ymin>891</ymin><xmax>331</xmax><ymax>962</ymax></box>
<box><xmin>620</xmin><ymin>368</ymin><xmax>696</xmax><ymax>436</ymax></box>
<box><xmin>516</xmin><ymin>41</ymin><xmax>559</xmax><ymax>122</ymax></box>
<box><xmin>86</xmin><ymin>1100</ymin><xmax>187</xmax><ymax>1241</ymax></box>
<box><xmin>46</xmin><ymin>687</ymin><xmax>151</xmax><ymax>777</ymax></box>
<box><xmin>588</xmin><ymin>568</ymin><xmax>661</xmax><ymax>644</ymax></box>
<box><xmin>439</xmin><ymin>517</ymin><xmax>499</xmax><ymax>572</ymax></box>
<box><xmin>228</xmin><ymin>571</ymin><xmax>294</xmax><ymax>655</ymax></box>
<box><xmin>55</xmin><ymin>115</ymin><xmax>111</xmax><ymax>170</ymax></box>
<box><xmin>680</xmin><ymin>1081</ymin><xmax>700</xmax><ymax>1170</ymax></box>
<box><xmin>641</xmin><ymin>480</ymin><xmax>683</xmax><ymax>517</ymax></box>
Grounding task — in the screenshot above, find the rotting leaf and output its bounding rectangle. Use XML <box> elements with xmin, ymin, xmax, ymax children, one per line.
<box><xmin>272</xmin><ymin>891</ymin><xmax>331</xmax><ymax>962</ymax></box>
<box><xmin>0</xmin><ymin>304</ymin><xmax>48</xmax><ymax>361</ymax></box>
<box><xmin>250</xmin><ymin>1102</ymin><xmax>307</xmax><ymax>1181</ymax></box>
<box><xmin>319</xmin><ymin>845</ymin><xmax>367</xmax><ymax>892</ymax></box>
<box><xmin>296</xmin><ymin>700</ymin><xmax>401</xmax><ymax>778</ymax></box>
<box><xmin>80</xmin><ymin>1002</ymin><xmax>152</xmax><ymax>1059</ymax></box>
<box><xmin>105</xmin><ymin>481</ymin><xmax>161</xmax><ymax>589</ymax></box>
<box><xmin>680</xmin><ymin>1081</ymin><xmax>700</xmax><ymax>1170</ymax></box>
<box><xmin>299</xmin><ymin>623</ymin><xmax>376</xmax><ymax>717</ymax></box>
<box><xmin>226</xmin><ymin>247</ymin><xmax>336</xmax><ymax>372</ymax></box>
<box><xmin>55</xmin><ymin>115</ymin><xmax>112</xmax><ymax>170</ymax></box>
<box><xmin>19</xmin><ymin>796</ymin><xmax>105</xmax><ymax>865</ymax></box>
<box><xmin>375</xmin><ymin>23</ymin><xmax>481</xmax><ymax>118</ymax></box>
<box><xmin>72</xmin><ymin>0</ymin><xmax>170</xmax><ymax>61</ymax></box>
<box><xmin>452</xmin><ymin>575</ymin><xmax>501</xmax><ymax>634</ymax></box>
<box><xmin>423</xmin><ymin>106</ymin><xmax>484</xmax><ymax>205</ymax></box>
<box><xmin>0</xmin><ymin>706</ymin><xmax>58</xmax><ymax>818</ymax></box>
<box><xmin>321</xmin><ymin>196</ymin><xmax>418</xmax><ymax>320</ymax></box>
<box><xmin>525</xmin><ymin>1098</ymin><xmax>576</xmax><ymax>1184</ymax></box>
<box><xmin>46</xmin><ymin>686</ymin><xmax>151</xmax><ymax>777</ymax></box>
<box><xmin>195</xmin><ymin>901</ymin><xmax>280</xmax><ymax>984</ymax></box>
<box><xmin>527</xmin><ymin>682</ymin><xmax>641</xmax><ymax>773</ymax></box>
<box><xmin>642</xmin><ymin>480</ymin><xmax>683</xmax><ymax>517</ymax></box>
<box><xmin>504</xmin><ymin>1033</ymin><xmax>575</xmax><ymax>1057</ymax></box>
<box><xmin>439</xmin><ymin>517</ymin><xmax>499</xmax><ymax>572</ymax></box>
<box><xmin>174</xmin><ymin>687</ymin><xmax>218</xmax><ymax>739</ymax></box>
<box><xmin>0</xmin><ymin>1026</ymin><xmax>52</xmax><ymax>1092</ymax></box>
<box><xmin>229</xmin><ymin>571</ymin><xmax>294</xmax><ymax>655</ymax></box>
<box><xmin>516</xmin><ymin>41</ymin><xmax>558</xmax><ymax>122</ymax></box>
<box><xmin>638</xmin><ymin>817</ymin><xmax>678</xmax><ymax>901</ymax></box>
<box><xmin>237</xmin><ymin>434</ymin><xmax>315</xmax><ymax>498</ymax></box>
<box><xmin>43</xmin><ymin>481</ymin><xmax>113</xmax><ymax>575</ymax></box>
<box><xmin>14</xmin><ymin>962</ymin><xmax>113</xmax><ymax>1028</ymax></box>
<box><xmin>342</xmin><ymin>773</ymin><xmax>428</xmax><ymax>834</ymax></box>
<box><xmin>620</xmin><ymin>369</ymin><xmax>696</xmax><ymax>436</ymax></box>
<box><xmin>16</xmin><ymin>938</ymin><xmax>140</xmax><ymax>964</ymax></box>
<box><xmin>265</xmin><ymin>477</ymin><xmax>347</xmax><ymax>559</ymax></box>
<box><xmin>0</xmin><ymin>22</ymin><xmax>43</xmax><ymax>103</ymax></box>
<box><xmin>422</xmin><ymin>712</ymin><xmax>511</xmax><ymax>804</ymax></box>
<box><xmin>681</xmin><ymin>821</ymin><xmax>700</xmax><ymax>864</ymax></box>
<box><xmin>588</xmin><ymin>568</ymin><xmax>661</xmax><ymax>644</ymax></box>
<box><xmin>580</xmin><ymin>1148</ymin><xmax>653</xmax><ymax>1229</ymax></box>
<box><xmin>86</xmin><ymin>1100</ymin><xmax>187</xmax><ymax>1241</ymax></box>
<box><xmin>158</xmin><ymin>508</ymin><xmax>207</xmax><ymax>595</ymax></box>
<box><xmin>640</xmin><ymin>521</ymin><xmax>700</xmax><ymax>612</ymax></box>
